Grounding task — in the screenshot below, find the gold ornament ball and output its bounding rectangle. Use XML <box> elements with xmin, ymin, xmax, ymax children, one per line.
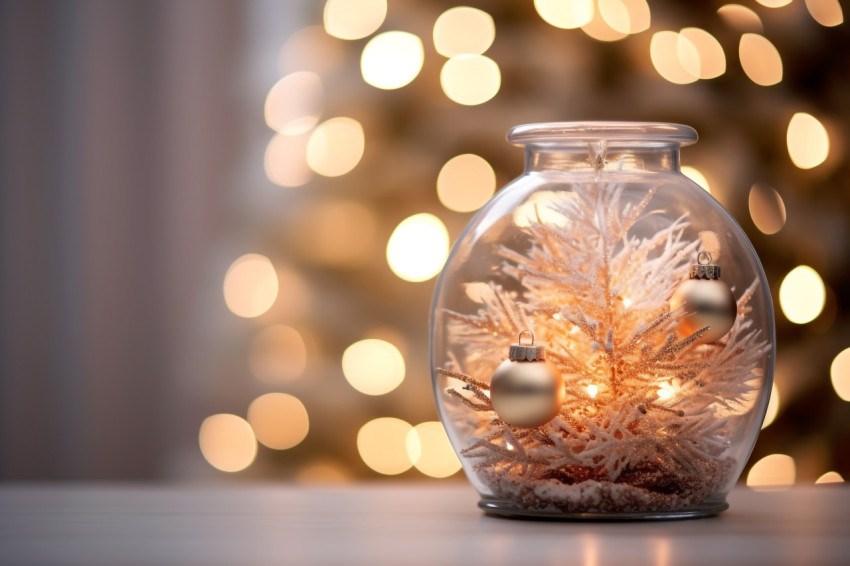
<box><xmin>490</xmin><ymin>359</ymin><xmax>564</xmax><ymax>427</ymax></box>
<box><xmin>671</xmin><ymin>279</ymin><xmax>737</xmax><ymax>343</ymax></box>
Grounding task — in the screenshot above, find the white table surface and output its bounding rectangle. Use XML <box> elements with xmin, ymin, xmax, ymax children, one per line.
<box><xmin>0</xmin><ymin>483</ymin><xmax>848</xmax><ymax>565</ymax></box>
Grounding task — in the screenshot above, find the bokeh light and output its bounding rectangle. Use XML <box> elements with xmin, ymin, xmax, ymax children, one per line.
<box><xmin>361</xmin><ymin>31</ymin><xmax>424</xmax><ymax>90</ymax></box>
<box><xmin>830</xmin><ymin>348</ymin><xmax>850</xmax><ymax>402</ymax></box>
<box><xmin>440</xmin><ymin>55</ymin><xmax>501</xmax><ymax>106</ymax></box>
<box><xmin>223</xmin><ymin>253</ymin><xmax>278</xmax><ymax>318</ymax></box>
<box><xmin>323</xmin><ymin>0</ymin><xmax>386</xmax><ymax>40</ymax></box>
<box><xmin>650</xmin><ymin>31</ymin><xmax>698</xmax><ymax>84</ymax></box>
<box><xmin>787</xmin><ymin>112</ymin><xmax>830</xmax><ymax>169</ymax></box>
<box><xmin>597</xmin><ymin>0</ymin><xmax>650</xmax><ymax>35</ymax></box>
<box><xmin>762</xmin><ymin>383</ymin><xmax>780</xmax><ymax>429</ymax></box>
<box><xmin>437</xmin><ymin>154</ymin><xmax>497</xmax><ymax>213</ymax></box>
<box><xmin>805</xmin><ymin>0</ymin><xmax>844</xmax><ymax>27</ymax></box>
<box><xmin>406</xmin><ymin>421</ymin><xmax>462</xmax><ymax>478</ymax></box>
<box><xmin>739</xmin><ymin>33</ymin><xmax>783</xmax><ymax>86</ymax></box>
<box><xmin>717</xmin><ymin>4</ymin><xmax>763</xmax><ymax>32</ymax></box>
<box><xmin>264</xmin><ymin>132</ymin><xmax>311</xmax><ymax>188</ymax></box>
<box><xmin>264</xmin><ymin>72</ymin><xmax>323</xmax><ymax>135</ymax></box>
<box><xmin>306</xmin><ymin>117</ymin><xmax>365</xmax><ymax>177</ymax></box>
<box><xmin>386</xmin><ymin>213</ymin><xmax>450</xmax><ymax>282</ymax></box>
<box><xmin>249</xmin><ymin>325</ymin><xmax>307</xmax><ymax>384</ymax></box>
<box><xmin>815</xmin><ymin>471</ymin><xmax>845</xmax><ymax>484</ymax></box>
<box><xmin>534</xmin><ymin>0</ymin><xmax>594</xmax><ymax>29</ymax></box>
<box><xmin>581</xmin><ymin>4</ymin><xmax>628</xmax><ymax>41</ymax></box>
<box><xmin>357</xmin><ymin>417</ymin><xmax>415</xmax><ymax>475</ymax></box>
<box><xmin>247</xmin><ymin>393</ymin><xmax>309</xmax><ymax>450</ymax></box>
<box><xmin>199</xmin><ymin>414</ymin><xmax>257</xmax><ymax>473</ymax></box>
<box><xmin>748</xmin><ymin>183</ymin><xmax>787</xmax><ymax>235</ymax></box>
<box><xmin>681</xmin><ymin>166</ymin><xmax>711</xmax><ymax>193</ymax></box>
<box><xmin>756</xmin><ymin>0</ymin><xmax>792</xmax><ymax>7</ymax></box>
<box><xmin>433</xmin><ymin>7</ymin><xmax>495</xmax><ymax>57</ymax></box>
<box><xmin>679</xmin><ymin>28</ymin><xmax>726</xmax><ymax>79</ymax></box>
<box><xmin>779</xmin><ymin>266</ymin><xmax>826</xmax><ymax>324</ymax></box>
<box><xmin>342</xmin><ymin>339</ymin><xmax>406</xmax><ymax>396</ymax></box>
<box><xmin>747</xmin><ymin>454</ymin><xmax>796</xmax><ymax>490</ymax></box>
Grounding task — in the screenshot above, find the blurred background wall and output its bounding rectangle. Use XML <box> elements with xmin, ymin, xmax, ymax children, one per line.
<box><xmin>0</xmin><ymin>0</ymin><xmax>848</xmax><ymax>485</ymax></box>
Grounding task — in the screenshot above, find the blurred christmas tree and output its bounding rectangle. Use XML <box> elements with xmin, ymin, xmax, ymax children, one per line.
<box><xmin>198</xmin><ymin>0</ymin><xmax>850</xmax><ymax>487</ymax></box>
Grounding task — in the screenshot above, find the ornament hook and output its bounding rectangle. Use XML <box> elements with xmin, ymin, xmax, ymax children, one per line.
<box><xmin>697</xmin><ymin>251</ymin><xmax>713</xmax><ymax>265</ymax></box>
<box><xmin>518</xmin><ymin>330</ymin><xmax>535</xmax><ymax>346</ymax></box>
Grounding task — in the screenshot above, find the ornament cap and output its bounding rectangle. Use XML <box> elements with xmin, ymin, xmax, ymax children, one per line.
<box><xmin>508</xmin><ymin>331</ymin><xmax>546</xmax><ymax>362</ymax></box>
<box><xmin>691</xmin><ymin>264</ymin><xmax>721</xmax><ymax>279</ymax></box>
<box><xmin>691</xmin><ymin>252</ymin><xmax>721</xmax><ymax>280</ymax></box>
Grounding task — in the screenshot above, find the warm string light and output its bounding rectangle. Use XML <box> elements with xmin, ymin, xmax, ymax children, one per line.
<box><xmin>248</xmin><ymin>393</ymin><xmax>310</xmax><ymax>450</ymax></box>
<box><xmin>650</xmin><ymin>31</ymin><xmax>698</xmax><ymax>84</ymax></box>
<box><xmin>739</xmin><ymin>33</ymin><xmax>783</xmax><ymax>86</ymax></box>
<box><xmin>199</xmin><ymin>414</ymin><xmax>258</xmax><ymax>473</ymax></box>
<box><xmin>717</xmin><ymin>4</ymin><xmax>764</xmax><ymax>32</ymax></box>
<box><xmin>747</xmin><ymin>454</ymin><xmax>796</xmax><ymax>490</ymax></box>
<box><xmin>787</xmin><ymin>112</ymin><xmax>830</xmax><ymax>169</ymax></box>
<box><xmin>748</xmin><ymin>183</ymin><xmax>787</xmax><ymax>235</ymax></box>
<box><xmin>779</xmin><ymin>266</ymin><xmax>826</xmax><ymax>324</ymax></box>
<box><xmin>306</xmin><ymin>117</ymin><xmax>365</xmax><ymax>177</ymax></box>
<box><xmin>534</xmin><ymin>0</ymin><xmax>594</xmax><ymax>29</ymax></box>
<box><xmin>830</xmin><ymin>348</ymin><xmax>850</xmax><ymax>402</ymax></box>
<box><xmin>805</xmin><ymin>0</ymin><xmax>844</xmax><ymax>27</ymax></box>
<box><xmin>581</xmin><ymin>3</ymin><xmax>628</xmax><ymax>41</ymax></box>
<box><xmin>342</xmin><ymin>339</ymin><xmax>406</xmax><ymax>395</ymax></box>
<box><xmin>361</xmin><ymin>31</ymin><xmax>424</xmax><ymax>90</ymax></box>
<box><xmin>357</xmin><ymin>417</ymin><xmax>416</xmax><ymax>475</ymax></box>
<box><xmin>440</xmin><ymin>55</ymin><xmax>501</xmax><ymax>105</ymax></box>
<box><xmin>265</xmin><ymin>132</ymin><xmax>311</xmax><ymax>188</ymax></box>
<box><xmin>223</xmin><ymin>254</ymin><xmax>279</xmax><ymax>318</ymax></box>
<box><xmin>386</xmin><ymin>213</ymin><xmax>450</xmax><ymax>282</ymax></box>
<box><xmin>815</xmin><ymin>471</ymin><xmax>845</xmax><ymax>484</ymax></box>
<box><xmin>323</xmin><ymin>0</ymin><xmax>386</xmax><ymax>40</ymax></box>
<box><xmin>761</xmin><ymin>383</ymin><xmax>780</xmax><ymax>429</ymax></box>
<box><xmin>437</xmin><ymin>154</ymin><xmax>497</xmax><ymax>213</ymax></box>
<box><xmin>406</xmin><ymin>421</ymin><xmax>463</xmax><ymax>478</ymax></box>
<box><xmin>681</xmin><ymin>166</ymin><xmax>711</xmax><ymax>193</ymax></box>
<box><xmin>433</xmin><ymin>6</ymin><xmax>495</xmax><ymax>57</ymax></box>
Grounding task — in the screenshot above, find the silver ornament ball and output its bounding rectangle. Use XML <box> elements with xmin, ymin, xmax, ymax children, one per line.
<box><xmin>490</xmin><ymin>358</ymin><xmax>564</xmax><ymax>428</ymax></box>
<box><xmin>671</xmin><ymin>278</ymin><xmax>737</xmax><ymax>343</ymax></box>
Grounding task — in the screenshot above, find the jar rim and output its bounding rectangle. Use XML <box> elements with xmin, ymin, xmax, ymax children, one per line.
<box><xmin>507</xmin><ymin>122</ymin><xmax>698</xmax><ymax>146</ymax></box>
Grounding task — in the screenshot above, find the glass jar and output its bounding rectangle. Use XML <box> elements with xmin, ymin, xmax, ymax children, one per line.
<box><xmin>430</xmin><ymin>122</ymin><xmax>775</xmax><ymax>519</ymax></box>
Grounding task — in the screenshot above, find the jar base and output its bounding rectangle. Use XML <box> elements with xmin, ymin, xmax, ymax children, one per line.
<box><xmin>478</xmin><ymin>497</ymin><xmax>728</xmax><ymax>521</ymax></box>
